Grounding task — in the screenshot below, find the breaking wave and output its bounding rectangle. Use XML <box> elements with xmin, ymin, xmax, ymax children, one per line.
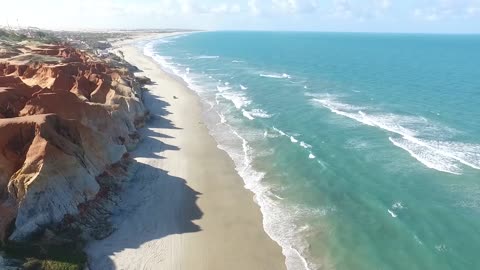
<box><xmin>260</xmin><ymin>72</ymin><xmax>292</xmax><ymax>79</ymax></box>
<box><xmin>310</xmin><ymin>94</ymin><xmax>480</xmax><ymax>175</ymax></box>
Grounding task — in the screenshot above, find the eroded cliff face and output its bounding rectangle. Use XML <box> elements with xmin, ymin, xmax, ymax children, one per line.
<box><xmin>0</xmin><ymin>43</ymin><xmax>147</xmax><ymax>242</ymax></box>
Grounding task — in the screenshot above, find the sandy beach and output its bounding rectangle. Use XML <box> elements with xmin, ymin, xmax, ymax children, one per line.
<box><xmin>86</xmin><ymin>33</ymin><xmax>286</xmax><ymax>270</ymax></box>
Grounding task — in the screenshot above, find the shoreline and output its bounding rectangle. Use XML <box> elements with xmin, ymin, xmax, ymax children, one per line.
<box><xmin>86</xmin><ymin>33</ymin><xmax>287</xmax><ymax>269</ymax></box>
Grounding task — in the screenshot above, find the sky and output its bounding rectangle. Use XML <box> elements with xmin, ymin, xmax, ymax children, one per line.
<box><xmin>1</xmin><ymin>0</ymin><xmax>480</xmax><ymax>33</ymax></box>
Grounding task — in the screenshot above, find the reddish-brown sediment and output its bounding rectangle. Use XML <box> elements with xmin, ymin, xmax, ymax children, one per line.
<box><xmin>0</xmin><ymin>43</ymin><xmax>147</xmax><ymax>242</ymax></box>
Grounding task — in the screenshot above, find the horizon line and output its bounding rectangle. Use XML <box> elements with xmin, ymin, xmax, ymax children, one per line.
<box><xmin>2</xmin><ymin>25</ymin><xmax>480</xmax><ymax>35</ymax></box>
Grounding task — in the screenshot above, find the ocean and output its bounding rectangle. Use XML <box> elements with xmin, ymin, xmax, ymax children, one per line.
<box><xmin>142</xmin><ymin>31</ymin><xmax>480</xmax><ymax>270</ymax></box>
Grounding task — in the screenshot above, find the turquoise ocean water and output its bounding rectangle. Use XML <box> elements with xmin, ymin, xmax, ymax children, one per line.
<box><xmin>143</xmin><ymin>32</ymin><xmax>480</xmax><ymax>270</ymax></box>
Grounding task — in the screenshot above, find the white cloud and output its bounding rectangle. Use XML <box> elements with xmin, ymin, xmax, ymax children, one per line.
<box><xmin>465</xmin><ymin>0</ymin><xmax>480</xmax><ymax>16</ymax></box>
<box><xmin>272</xmin><ymin>0</ymin><xmax>296</xmax><ymax>12</ymax></box>
<box><xmin>333</xmin><ymin>0</ymin><xmax>352</xmax><ymax>18</ymax></box>
<box><xmin>231</xmin><ymin>4</ymin><xmax>242</xmax><ymax>13</ymax></box>
<box><xmin>211</xmin><ymin>4</ymin><xmax>228</xmax><ymax>14</ymax></box>
<box><xmin>413</xmin><ymin>0</ymin><xmax>480</xmax><ymax>21</ymax></box>
<box><xmin>330</xmin><ymin>0</ymin><xmax>394</xmax><ymax>21</ymax></box>
<box><xmin>271</xmin><ymin>0</ymin><xmax>320</xmax><ymax>14</ymax></box>
<box><xmin>467</xmin><ymin>6</ymin><xmax>480</xmax><ymax>16</ymax></box>
<box><xmin>378</xmin><ymin>0</ymin><xmax>391</xmax><ymax>10</ymax></box>
<box><xmin>210</xmin><ymin>3</ymin><xmax>242</xmax><ymax>14</ymax></box>
<box><xmin>178</xmin><ymin>0</ymin><xmax>193</xmax><ymax>14</ymax></box>
<box><xmin>248</xmin><ymin>0</ymin><xmax>261</xmax><ymax>16</ymax></box>
<box><xmin>413</xmin><ymin>8</ymin><xmax>440</xmax><ymax>21</ymax></box>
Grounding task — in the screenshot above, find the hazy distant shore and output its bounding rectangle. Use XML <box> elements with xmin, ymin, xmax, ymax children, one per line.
<box><xmin>86</xmin><ymin>32</ymin><xmax>286</xmax><ymax>270</ymax></box>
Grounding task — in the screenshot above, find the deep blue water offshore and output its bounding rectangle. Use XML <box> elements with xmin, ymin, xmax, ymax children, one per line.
<box><xmin>143</xmin><ymin>31</ymin><xmax>480</xmax><ymax>270</ymax></box>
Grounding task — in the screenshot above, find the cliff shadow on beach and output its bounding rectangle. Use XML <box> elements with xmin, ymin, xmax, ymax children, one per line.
<box><xmin>86</xmin><ymin>88</ymin><xmax>203</xmax><ymax>269</ymax></box>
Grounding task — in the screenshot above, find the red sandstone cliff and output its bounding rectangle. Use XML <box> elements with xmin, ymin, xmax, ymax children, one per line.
<box><xmin>0</xmin><ymin>42</ymin><xmax>147</xmax><ymax>242</ymax></box>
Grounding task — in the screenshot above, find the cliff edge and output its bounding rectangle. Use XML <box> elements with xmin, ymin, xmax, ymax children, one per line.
<box><xmin>0</xmin><ymin>33</ymin><xmax>148</xmax><ymax>248</ymax></box>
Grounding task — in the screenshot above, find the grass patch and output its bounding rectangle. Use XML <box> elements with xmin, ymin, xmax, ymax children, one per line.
<box><xmin>0</xmin><ymin>28</ymin><xmax>60</xmax><ymax>44</ymax></box>
<box><xmin>23</xmin><ymin>259</ymin><xmax>83</xmax><ymax>270</ymax></box>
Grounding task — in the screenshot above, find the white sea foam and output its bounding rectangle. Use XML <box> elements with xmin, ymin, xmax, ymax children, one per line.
<box><xmin>311</xmin><ymin>95</ymin><xmax>480</xmax><ymax>175</ymax></box>
<box><xmin>216</xmin><ymin>85</ymin><xmax>231</xmax><ymax>92</ymax></box>
<box><xmin>271</xmin><ymin>193</ymin><xmax>285</xmax><ymax>200</ymax></box>
<box><xmin>191</xmin><ymin>55</ymin><xmax>220</xmax><ymax>59</ymax></box>
<box><xmin>206</xmin><ymin>100</ymin><xmax>215</xmax><ymax>111</ymax></box>
<box><xmin>272</xmin><ymin>127</ymin><xmax>318</xmax><ymax>164</ymax></box>
<box><xmin>240</xmin><ymin>84</ymin><xmax>248</xmax><ymax>90</ymax></box>
<box><xmin>215</xmin><ymin>128</ymin><xmax>316</xmax><ymax>269</ymax></box>
<box><xmin>388</xmin><ymin>202</ymin><xmax>403</xmax><ymax>217</ymax></box>
<box><xmin>435</xmin><ymin>244</ymin><xmax>447</xmax><ymax>252</ymax></box>
<box><xmin>217</xmin><ymin>112</ymin><xmax>227</xmax><ymax>124</ymax></box>
<box><xmin>392</xmin><ymin>202</ymin><xmax>404</xmax><ymax>209</ymax></box>
<box><xmin>215</xmin><ymin>126</ymin><xmax>317</xmax><ymax>270</ymax></box>
<box><xmin>249</xmin><ymin>109</ymin><xmax>272</xmax><ymax>118</ymax></box>
<box><xmin>389</xmin><ymin>137</ymin><xmax>462</xmax><ymax>175</ymax></box>
<box><xmin>313</xmin><ymin>98</ymin><xmax>367</xmax><ymax>116</ymax></box>
<box><xmin>145</xmin><ymin>41</ymin><xmax>208</xmax><ymax>96</ymax></box>
<box><xmin>224</xmin><ymin>82</ymin><xmax>230</xmax><ymax>86</ymax></box>
<box><xmin>300</xmin><ymin>141</ymin><xmax>312</xmax><ymax>149</ymax></box>
<box><xmin>388</xmin><ymin>209</ymin><xmax>398</xmax><ymax>218</ymax></box>
<box><xmin>242</xmin><ymin>109</ymin><xmax>255</xmax><ymax>120</ymax></box>
<box><xmin>232</xmin><ymin>60</ymin><xmax>244</xmax><ymax>63</ymax></box>
<box><xmin>260</xmin><ymin>73</ymin><xmax>292</xmax><ymax>79</ymax></box>
<box><xmin>316</xmin><ymin>160</ymin><xmax>328</xmax><ymax>170</ymax></box>
<box><xmin>292</xmin><ymin>246</ymin><xmax>313</xmax><ymax>270</ymax></box>
<box><xmin>219</xmin><ymin>92</ymin><xmax>251</xmax><ymax>109</ymax></box>
<box><xmin>230</xmin><ymin>130</ymin><xmax>253</xmax><ymax>173</ymax></box>
<box><xmin>238</xmin><ymin>109</ymin><xmax>272</xmax><ymax>120</ymax></box>
<box><xmin>414</xmin><ymin>235</ymin><xmax>424</xmax><ymax>245</ymax></box>
<box><xmin>273</xmin><ymin>126</ymin><xmax>287</xmax><ymax>136</ymax></box>
<box><xmin>144</xmin><ymin>42</ymin><xmax>179</xmax><ymax>76</ymax></box>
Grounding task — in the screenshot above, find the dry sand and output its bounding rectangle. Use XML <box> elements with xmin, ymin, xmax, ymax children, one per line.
<box><xmin>86</xmin><ymin>33</ymin><xmax>287</xmax><ymax>270</ymax></box>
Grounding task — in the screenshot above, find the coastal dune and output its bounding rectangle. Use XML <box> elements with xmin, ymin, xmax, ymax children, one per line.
<box><xmin>86</xmin><ymin>35</ymin><xmax>287</xmax><ymax>269</ymax></box>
